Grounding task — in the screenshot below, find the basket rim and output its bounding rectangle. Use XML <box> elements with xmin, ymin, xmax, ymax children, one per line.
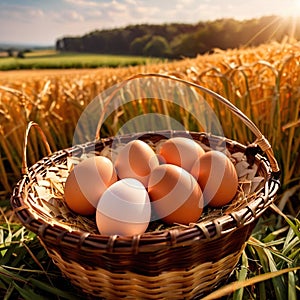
<box><xmin>11</xmin><ymin>130</ymin><xmax>280</xmax><ymax>253</ymax></box>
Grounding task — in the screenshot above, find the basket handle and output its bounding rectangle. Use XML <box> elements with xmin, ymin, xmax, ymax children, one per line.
<box><xmin>22</xmin><ymin>121</ymin><xmax>52</xmax><ymax>175</ymax></box>
<box><xmin>95</xmin><ymin>73</ymin><xmax>280</xmax><ymax>174</ymax></box>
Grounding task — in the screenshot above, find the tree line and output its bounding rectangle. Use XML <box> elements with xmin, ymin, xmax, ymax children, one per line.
<box><xmin>56</xmin><ymin>16</ymin><xmax>300</xmax><ymax>58</ymax></box>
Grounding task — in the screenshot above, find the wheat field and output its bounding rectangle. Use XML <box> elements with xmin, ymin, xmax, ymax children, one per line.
<box><xmin>1</xmin><ymin>41</ymin><xmax>299</xmax><ymax>199</ymax></box>
<box><xmin>0</xmin><ymin>41</ymin><xmax>299</xmax><ymax>299</ymax></box>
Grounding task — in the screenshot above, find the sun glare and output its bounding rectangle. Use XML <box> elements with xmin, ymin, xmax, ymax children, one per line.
<box><xmin>295</xmin><ymin>0</ymin><xmax>300</xmax><ymax>9</ymax></box>
<box><xmin>286</xmin><ymin>0</ymin><xmax>300</xmax><ymax>17</ymax></box>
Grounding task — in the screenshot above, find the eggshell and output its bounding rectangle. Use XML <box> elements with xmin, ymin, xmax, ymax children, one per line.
<box><xmin>114</xmin><ymin>140</ymin><xmax>159</xmax><ymax>187</ymax></box>
<box><xmin>190</xmin><ymin>150</ymin><xmax>238</xmax><ymax>207</ymax></box>
<box><xmin>64</xmin><ymin>156</ymin><xmax>117</xmax><ymax>215</ymax></box>
<box><xmin>96</xmin><ymin>178</ymin><xmax>151</xmax><ymax>236</ymax></box>
<box><xmin>148</xmin><ymin>164</ymin><xmax>203</xmax><ymax>225</ymax></box>
<box><xmin>158</xmin><ymin>137</ymin><xmax>205</xmax><ymax>172</ymax></box>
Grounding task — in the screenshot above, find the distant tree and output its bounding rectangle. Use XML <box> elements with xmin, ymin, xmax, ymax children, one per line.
<box><xmin>143</xmin><ymin>36</ymin><xmax>171</xmax><ymax>57</ymax></box>
<box><xmin>55</xmin><ymin>16</ymin><xmax>300</xmax><ymax>57</ymax></box>
<box><xmin>56</xmin><ymin>39</ymin><xmax>64</xmax><ymax>51</ymax></box>
<box><xmin>130</xmin><ymin>34</ymin><xmax>152</xmax><ymax>55</ymax></box>
<box><xmin>195</xmin><ymin>24</ymin><xmax>218</xmax><ymax>53</ymax></box>
<box><xmin>82</xmin><ymin>32</ymin><xmax>106</xmax><ymax>53</ymax></box>
<box><xmin>17</xmin><ymin>51</ymin><xmax>25</xmax><ymax>58</ymax></box>
<box><xmin>59</xmin><ymin>37</ymin><xmax>83</xmax><ymax>52</ymax></box>
<box><xmin>23</xmin><ymin>49</ymin><xmax>32</xmax><ymax>54</ymax></box>
<box><xmin>7</xmin><ymin>49</ymin><xmax>13</xmax><ymax>57</ymax></box>
<box><xmin>171</xmin><ymin>33</ymin><xmax>199</xmax><ymax>57</ymax></box>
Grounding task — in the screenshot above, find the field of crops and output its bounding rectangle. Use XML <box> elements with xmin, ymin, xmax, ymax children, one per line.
<box><xmin>0</xmin><ymin>49</ymin><xmax>161</xmax><ymax>70</ymax></box>
<box><xmin>0</xmin><ymin>41</ymin><xmax>299</xmax><ymax>299</ymax></box>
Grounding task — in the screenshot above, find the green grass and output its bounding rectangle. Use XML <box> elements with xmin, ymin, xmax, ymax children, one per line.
<box><xmin>0</xmin><ymin>205</ymin><xmax>80</xmax><ymax>300</ymax></box>
<box><xmin>1</xmin><ymin>205</ymin><xmax>298</xmax><ymax>300</ymax></box>
<box><xmin>0</xmin><ymin>50</ymin><xmax>162</xmax><ymax>70</ymax></box>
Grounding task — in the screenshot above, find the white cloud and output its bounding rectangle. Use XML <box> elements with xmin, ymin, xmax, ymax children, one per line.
<box><xmin>64</xmin><ymin>0</ymin><xmax>99</xmax><ymax>7</ymax></box>
<box><xmin>106</xmin><ymin>0</ymin><xmax>127</xmax><ymax>13</ymax></box>
<box><xmin>29</xmin><ymin>9</ymin><xmax>45</xmax><ymax>18</ymax></box>
<box><xmin>86</xmin><ymin>10</ymin><xmax>103</xmax><ymax>18</ymax></box>
<box><xmin>0</xmin><ymin>3</ymin><xmax>45</xmax><ymax>22</ymax></box>
<box><xmin>69</xmin><ymin>10</ymin><xmax>85</xmax><ymax>21</ymax></box>
<box><xmin>124</xmin><ymin>0</ymin><xmax>137</xmax><ymax>5</ymax></box>
<box><xmin>1</xmin><ymin>0</ymin><xmax>299</xmax><ymax>45</ymax></box>
<box><xmin>134</xmin><ymin>5</ymin><xmax>160</xmax><ymax>15</ymax></box>
<box><xmin>165</xmin><ymin>1</ymin><xmax>211</xmax><ymax>23</ymax></box>
<box><xmin>51</xmin><ymin>10</ymin><xmax>85</xmax><ymax>23</ymax></box>
<box><xmin>176</xmin><ymin>0</ymin><xmax>196</xmax><ymax>6</ymax></box>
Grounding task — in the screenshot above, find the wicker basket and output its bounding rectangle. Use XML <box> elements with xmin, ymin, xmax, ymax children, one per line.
<box><xmin>11</xmin><ymin>74</ymin><xmax>280</xmax><ymax>299</ymax></box>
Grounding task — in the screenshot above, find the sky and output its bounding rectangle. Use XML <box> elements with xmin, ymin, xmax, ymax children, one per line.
<box><xmin>1</xmin><ymin>0</ymin><xmax>300</xmax><ymax>46</ymax></box>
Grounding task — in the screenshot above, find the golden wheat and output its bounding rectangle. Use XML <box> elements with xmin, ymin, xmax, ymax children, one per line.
<box><xmin>0</xmin><ymin>41</ymin><xmax>299</xmax><ymax>211</ymax></box>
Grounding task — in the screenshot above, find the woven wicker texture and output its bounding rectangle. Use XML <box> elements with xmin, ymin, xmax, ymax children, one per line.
<box><xmin>11</xmin><ymin>74</ymin><xmax>280</xmax><ymax>299</ymax></box>
<box><xmin>11</xmin><ymin>130</ymin><xmax>279</xmax><ymax>298</ymax></box>
<box><xmin>46</xmin><ymin>241</ymin><xmax>246</xmax><ymax>299</ymax></box>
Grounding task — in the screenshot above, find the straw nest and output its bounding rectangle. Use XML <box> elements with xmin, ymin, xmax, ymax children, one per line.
<box><xmin>27</xmin><ymin>136</ymin><xmax>265</xmax><ymax>235</ymax></box>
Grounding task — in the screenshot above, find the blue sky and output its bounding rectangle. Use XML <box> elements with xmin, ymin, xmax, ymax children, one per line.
<box><xmin>1</xmin><ymin>0</ymin><xmax>300</xmax><ymax>46</ymax></box>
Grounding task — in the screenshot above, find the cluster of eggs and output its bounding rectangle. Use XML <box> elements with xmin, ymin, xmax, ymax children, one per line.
<box><xmin>64</xmin><ymin>137</ymin><xmax>238</xmax><ymax>236</ymax></box>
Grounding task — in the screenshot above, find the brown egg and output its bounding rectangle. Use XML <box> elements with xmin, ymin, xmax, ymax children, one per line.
<box><xmin>114</xmin><ymin>140</ymin><xmax>159</xmax><ymax>187</ymax></box>
<box><xmin>64</xmin><ymin>156</ymin><xmax>117</xmax><ymax>215</ymax></box>
<box><xmin>158</xmin><ymin>137</ymin><xmax>205</xmax><ymax>172</ymax></box>
<box><xmin>190</xmin><ymin>150</ymin><xmax>238</xmax><ymax>207</ymax></box>
<box><xmin>148</xmin><ymin>164</ymin><xmax>203</xmax><ymax>225</ymax></box>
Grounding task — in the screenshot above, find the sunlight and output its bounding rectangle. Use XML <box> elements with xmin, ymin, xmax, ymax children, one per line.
<box><xmin>282</xmin><ymin>0</ymin><xmax>300</xmax><ymax>39</ymax></box>
<box><xmin>295</xmin><ymin>0</ymin><xmax>300</xmax><ymax>10</ymax></box>
<box><xmin>285</xmin><ymin>0</ymin><xmax>300</xmax><ymax>17</ymax></box>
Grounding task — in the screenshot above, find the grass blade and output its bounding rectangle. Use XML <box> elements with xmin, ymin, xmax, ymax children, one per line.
<box><xmin>202</xmin><ymin>267</ymin><xmax>300</xmax><ymax>300</ymax></box>
<box><xmin>3</xmin><ymin>284</ymin><xmax>15</xmax><ymax>300</ymax></box>
<box><xmin>264</xmin><ymin>245</ymin><xmax>287</xmax><ymax>299</ymax></box>
<box><xmin>12</xmin><ymin>282</ymin><xmax>45</xmax><ymax>300</ymax></box>
<box><xmin>271</xmin><ymin>204</ymin><xmax>300</xmax><ymax>240</ymax></box>
<box><xmin>29</xmin><ymin>278</ymin><xmax>80</xmax><ymax>300</ymax></box>
<box><xmin>288</xmin><ymin>269</ymin><xmax>297</xmax><ymax>300</ymax></box>
<box><xmin>233</xmin><ymin>251</ymin><xmax>248</xmax><ymax>300</ymax></box>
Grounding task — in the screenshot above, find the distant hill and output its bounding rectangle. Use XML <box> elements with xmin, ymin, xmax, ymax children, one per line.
<box><xmin>0</xmin><ymin>43</ymin><xmax>53</xmax><ymax>51</ymax></box>
<box><xmin>56</xmin><ymin>15</ymin><xmax>300</xmax><ymax>58</ymax></box>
